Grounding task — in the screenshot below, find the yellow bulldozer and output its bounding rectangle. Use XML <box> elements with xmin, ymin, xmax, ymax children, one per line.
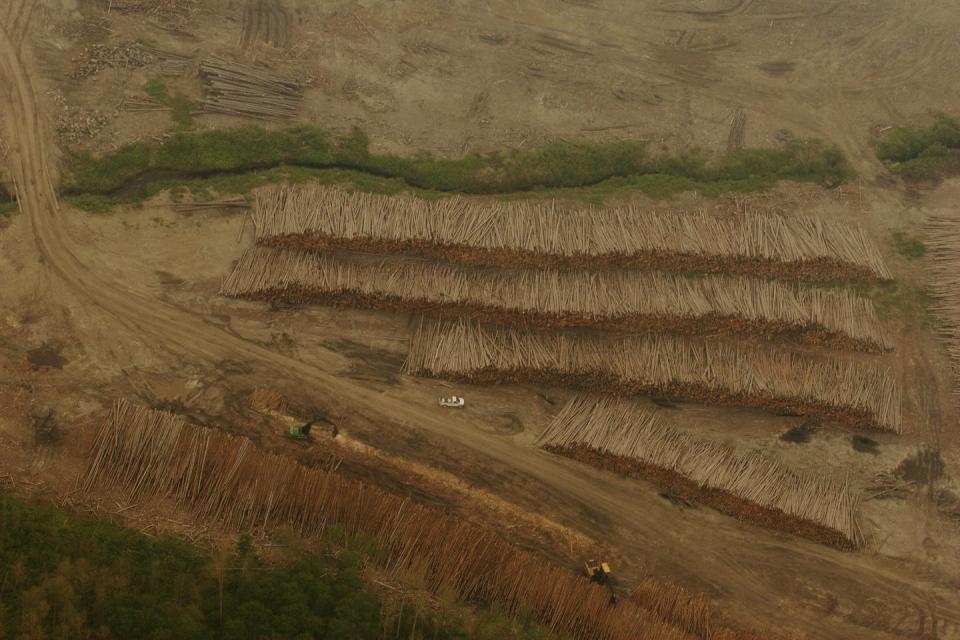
<box><xmin>584</xmin><ymin>559</ymin><xmax>612</xmax><ymax>586</ymax></box>
<box><xmin>584</xmin><ymin>559</ymin><xmax>618</xmax><ymax>606</ymax></box>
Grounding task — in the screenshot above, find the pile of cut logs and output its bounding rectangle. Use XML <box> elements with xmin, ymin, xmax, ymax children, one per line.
<box><xmin>199</xmin><ymin>56</ymin><xmax>304</xmax><ymax>120</ymax></box>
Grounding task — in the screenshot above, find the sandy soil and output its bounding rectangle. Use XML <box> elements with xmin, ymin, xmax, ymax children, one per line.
<box><xmin>3</xmin><ymin>1</ymin><xmax>960</xmax><ymax>639</ymax></box>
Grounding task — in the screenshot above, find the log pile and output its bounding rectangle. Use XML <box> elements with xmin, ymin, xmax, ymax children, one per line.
<box><xmin>404</xmin><ymin>319</ymin><xmax>902</xmax><ymax>433</ymax></box>
<box><xmin>172</xmin><ymin>196</ymin><xmax>249</xmax><ymax>213</ymax></box>
<box><xmin>83</xmin><ymin>399</ymin><xmax>744</xmax><ymax>640</ymax></box>
<box><xmin>220</xmin><ymin>246</ymin><xmax>889</xmax><ymax>351</ymax></box>
<box><xmin>926</xmin><ymin>216</ymin><xmax>960</xmax><ymax>408</ymax></box>
<box><xmin>139</xmin><ymin>45</ymin><xmax>194</xmax><ymax>76</ymax></box>
<box><xmin>120</xmin><ymin>95</ymin><xmax>172</xmax><ymax>112</ymax></box>
<box><xmin>199</xmin><ymin>56</ymin><xmax>304</xmax><ymax>120</ymax></box>
<box><xmin>250</xmin><ymin>184</ymin><xmax>892</xmax><ymax>282</ymax></box>
<box><xmin>539</xmin><ymin>395</ymin><xmax>864</xmax><ymax>548</ymax></box>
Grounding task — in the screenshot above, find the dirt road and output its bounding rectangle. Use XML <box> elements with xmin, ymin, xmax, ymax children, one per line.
<box><xmin>1</xmin><ymin>3</ymin><xmax>958</xmax><ymax>638</ymax></box>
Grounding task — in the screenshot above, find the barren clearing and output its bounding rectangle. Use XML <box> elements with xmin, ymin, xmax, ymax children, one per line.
<box><xmin>2</xmin><ymin>1</ymin><xmax>960</xmax><ymax>639</ymax></box>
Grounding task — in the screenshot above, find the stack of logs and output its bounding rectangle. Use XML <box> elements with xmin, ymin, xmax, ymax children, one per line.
<box><xmin>199</xmin><ymin>56</ymin><xmax>304</xmax><ymax>120</ymax></box>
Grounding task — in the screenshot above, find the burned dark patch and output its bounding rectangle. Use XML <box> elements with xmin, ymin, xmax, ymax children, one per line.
<box><xmin>659</xmin><ymin>492</ymin><xmax>692</xmax><ymax>509</ymax></box>
<box><xmin>27</xmin><ymin>342</ymin><xmax>67</xmax><ymax>369</ymax></box>
<box><xmin>489</xmin><ymin>414</ymin><xmax>524</xmax><ymax>435</ymax></box>
<box><xmin>269</xmin><ymin>299</ymin><xmax>304</xmax><ymax>312</ymax></box>
<box><xmin>936</xmin><ymin>490</ymin><xmax>960</xmax><ymax>523</ymax></box>
<box><xmin>537</xmin><ymin>392</ymin><xmax>556</xmax><ymax>406</ymax></box>
<box><xmin>780</xmin><ymin>420</ymin><xmax>818</xmax><ymax>444</ymax></box>
<box><xmin>155</xmin><ymin>270</ymin><xmax>186</xmax><ymax>286</ymax></box>
<box><xmin>774</xmin><ymin>408</ymin><xmax>802</xmax><ymax>417</ymax></box>
<box><xmin>217</xmin><ymin>359</ymin><xmax>255</xmax><ymax>375</ymax></box>
<box><xmin>270</xmin><ymin>331</ymin><xmax>296</xmax><ymax>355</ymax></box>
<box><xmin>852</xmin><ymin>435</ymin><xmax>880</xmax><ymax>454</ymax></box>
<box><xmin>894</xmin><ymin>449</ymin><xmax>945</xmax><ymax>484</ymax></box>
<box><xmin>758</xmin><ymin>60</ymin><xmax>795</xmax><ymax>76</ymax></box>
<box><xmin>651</xmin><ymin>396</ymin><xmax>679</xmax><ymax>409</ymax></box>
<box><xmin>152</xmin><ymin>398</ymin><xmax>192</xmax><ymax>416</ymax></box>
<box><xmin>327</xmin><ymin>339</ymin><xmax>404</xmax><ymax>385</ymax></box>
<box><xmin>33</xmin><ymin>410</ymin><xmax>61</xmax><ymax>446</ymax></box>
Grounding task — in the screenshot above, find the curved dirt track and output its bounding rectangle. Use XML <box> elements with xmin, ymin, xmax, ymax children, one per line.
<box><xmin>0</xmin><ymin>5</ymin><xmax>958</xmax><ymax>639</ymax></box>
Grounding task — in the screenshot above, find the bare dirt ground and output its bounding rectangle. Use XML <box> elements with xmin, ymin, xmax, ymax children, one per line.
<box><xmin>3</xmin><ymin>1</ymin><xmax>960</xmax><ymax>638</ymax></box>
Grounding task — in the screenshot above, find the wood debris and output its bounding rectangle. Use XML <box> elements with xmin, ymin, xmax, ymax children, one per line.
<box><xmin>69</xmin><ymin>42</ymin><xmax>155</xmax><ymax>79</ymax></box>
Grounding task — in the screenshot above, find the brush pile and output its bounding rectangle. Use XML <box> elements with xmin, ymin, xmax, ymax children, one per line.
<box><xmin>539</xmin><ymin>396</ymin><xmax>863</xmax><ymax>547</ymax></box>
<box><xmin>199</xmin><ymin>56</ymin><xmax>304</xmax><ymax>120</ymax></box>
<box><xmin>926</xmin><ymin>216</ymin><xmax>960</xmax><ymax>407</ymax></box>
<box><xmin>84</xmin><ymin>399</ymin><xmax>741</xmax><ymax>640</ymax></box>
<box><xmin>250</xmin><ymin>184</ymin><xmax>892</xmax><ymax>281</ymax></box>
<box><xmin>405</xmin><ymin>319</ymin><xmax>902</xmax><ymax>432</ymax></box>
<box><xmin>69</xmin><ymin>42</ymin><xmax>155</xmax><ymax>79</ymax></box>
<box><xmin>105</xmin><ymin>0</ymin><xmax>200</xmax><ymax>27</ymax></box>
<box><xmin>221</xmin><ymin>246</ymin><xmax>888</xmax><ymax>351</ymax></box>
<box><xmin>54</xmin><ymin>107</ymin><xmax>110</xmax><ymax>144</ymax></box>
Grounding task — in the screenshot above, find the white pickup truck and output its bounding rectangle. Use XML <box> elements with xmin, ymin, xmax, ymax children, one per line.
<box><xmin>439</xmin><ymin>395</ymin><xmax>465</xmax><ymax>408</ymax></box>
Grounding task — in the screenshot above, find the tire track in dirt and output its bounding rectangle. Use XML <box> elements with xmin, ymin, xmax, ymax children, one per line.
<box><xmin>5</xmin><ymin>0</ymin><xmax>35</xmax><ymax>45</ymax></box>
<box><xmin>1</xmin><ymin>5</ymin><xmax>958</xmax><ymax>638</ymax></box>
<box><xmin>241</xmin><ymin>0</ymin><xmax>292</xmax><ymax>50</ymax></box>
<box><xmin>802</xmin><ymin>5</ymin><xmax>954</xmax><ymax>91</ymax></box>
<box><xmin>657</xmin><ymin>0</ymin><xmax>753</xmax><ymax>18</ymax></box>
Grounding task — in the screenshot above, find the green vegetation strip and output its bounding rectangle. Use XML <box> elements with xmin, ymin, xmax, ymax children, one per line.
<box><xmin>0</xmin><ymin>491</ymin><xmax>551</xmax><ymax>640</ymax></box>
<box><xmin>143</xmin><ymin>78</ymin><xmax>194</xmax><ymax>129</ymax></box>
<box><xmin>876</xmin><ymin>114</ymin><xmax>960</xmax><ymax>180</ymax></box>
<box><xmin>63</xmin><ymin>125</ymin><xmax>852</xmax><ymax>211</ymax></box>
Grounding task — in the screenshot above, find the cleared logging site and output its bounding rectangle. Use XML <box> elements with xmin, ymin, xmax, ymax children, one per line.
<box><xmin>221</xmin><ymin>246</ymin><xmax>889</xmax><ymax>351</ymax></box>
<box><xmin>83</xmin><ymin>400</ymin><xmax>765</xmax><ymax>640</ymax></box>
<box><xmin>404</xmin><ymin>319</ymin><xmax>902</xmax><ymax>433</ymax></box>
<box><xmin>251</xmin><ymin>184</ymin><xmax>892</xmax><ymax>281</ymax></box>
<box><xmin>538</xmin><ymin>395</ymin><xmax>864</xmax><ymax>548</ymax></box>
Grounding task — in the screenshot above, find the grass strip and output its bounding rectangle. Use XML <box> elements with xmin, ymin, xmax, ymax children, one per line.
<box><xmin>62</xmin><ymin>125</ymin><xmax>852</xmax><ymax>209</ymax></box>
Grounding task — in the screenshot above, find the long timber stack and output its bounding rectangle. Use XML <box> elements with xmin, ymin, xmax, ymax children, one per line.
<box><xmin>926</xmin><ymin>216</ymin><xmax>960</xmax><ymax>408</ymax></box>
<box><xmin>250</xmin><ymin>184</ymin><xmax>892</xmax><ymax>282</ymax></box>
<box><xmin>538</xmin><ymin>395</ymin><xmax>864</xmax><ymax>548</ymax></box>
<box><xmin>199</xmin><ymin>56</ymin><xmax>303</xmax><ymax>120</ymax></box>
<box><xmin>221</xmin><ymin>246</ymin><xmax>889</xmax><ymax>351</ymax></box>
<box><xmin>404</xmin><ymin>319</ymin><xmax>902</xmax><ymax>433</ymax></box>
